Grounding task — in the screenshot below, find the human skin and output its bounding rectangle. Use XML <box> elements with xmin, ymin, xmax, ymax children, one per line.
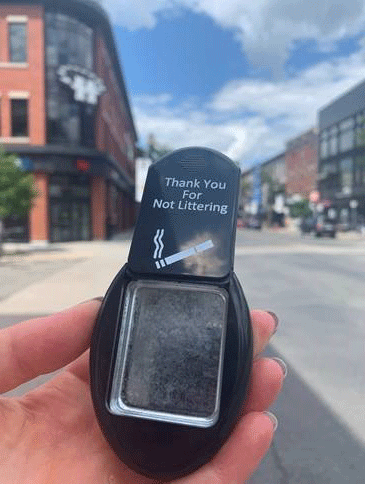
<box><xmin>0</xmin><ymin>302</ymin><xmax>284</xmax><ymax>484</ymax></box>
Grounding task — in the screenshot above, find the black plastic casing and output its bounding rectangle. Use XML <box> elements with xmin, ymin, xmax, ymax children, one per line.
<box><xmin>90</xmin><ymin>147</ymin><xmax>253</xmax><ymax>481</ymax></box>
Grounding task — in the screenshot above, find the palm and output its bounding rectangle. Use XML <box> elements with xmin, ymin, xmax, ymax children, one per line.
<box><xmin>0</xmin><ymin>302</ymin><xmax>284</xmax><ymax>484</ymax></box>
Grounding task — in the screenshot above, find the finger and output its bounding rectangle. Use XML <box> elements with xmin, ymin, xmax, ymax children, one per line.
<box><xmin>244</xmin><ymin>357</ymin><xmax>286</xmax><ymax>413</ymax></box>
<box><xmin>45</xmin><ymin>310</ymin><xmax>278</xmax><ymax>389</ymax></box>
<box><xmin>0</xmin><ymin>300</ymin><xmax>101</xmax><ymax>394</ymax></box>
<box><xmin>251</xmin><ymin>310</ymin><xmax>278</xmax><ymax>357</ymax></box>
<box><xmin>177</xmin><ymin>412</ymin><xmax>275</xmax><ymax>484</ymax></box>
<box><xmin>66</xmin><ymin>349</ymin><xmax>90</xmax><ymax>384</ymax></box>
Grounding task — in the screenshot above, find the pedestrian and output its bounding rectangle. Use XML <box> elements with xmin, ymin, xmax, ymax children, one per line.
<box><xmin>0</xmin><ymin>300</ymin><xmax>285</xmax><ymax>483</ymax></box>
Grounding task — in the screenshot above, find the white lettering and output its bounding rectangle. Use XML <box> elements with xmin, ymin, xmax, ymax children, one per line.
<box><xmin>153</xmin><ymin>198</ymin><xmax>163</xmax><ymax>208</ymax></box>
<box><xmin>165</xmin><ymin>178</ymin><xmax>201</xmax><ymax>188</ymax></box>
<box><xmin>153</xmin><ymin>199</ymin><xmax>175</xmax><ymax>209</ymax></box>
<box><xmin>203</xmin><ymin>179</ymin><xmax>227</xmax><ymax>190</ymax></box>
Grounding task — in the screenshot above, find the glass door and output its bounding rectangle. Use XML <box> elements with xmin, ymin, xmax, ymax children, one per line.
<box><xmin>50</xmin><ymin>201</ymin><xmax>72</xmax><ymax>242</ymax></box>
<box><xmin>70</xmin><ymin>201</ymin><xmax>90</xmax><ymax>241</ymax></box>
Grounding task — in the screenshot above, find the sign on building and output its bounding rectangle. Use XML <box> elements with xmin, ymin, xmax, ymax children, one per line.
<box><xmin>58</xmin><ymin>65</ymin><xmax>106</xmax><ymax>105</ymax></box>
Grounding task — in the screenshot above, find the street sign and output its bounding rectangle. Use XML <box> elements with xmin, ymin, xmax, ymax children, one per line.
<box><xmin>309</xmin><ymin>190</ymin><xmax>320</xmax><ymax>203</ymax></box>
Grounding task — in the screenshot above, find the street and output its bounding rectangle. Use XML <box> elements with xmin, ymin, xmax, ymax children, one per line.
<box><xmin>1</xmin><ymin>230</ymin><xmax>365</xmax><ymax>483</ymax></box>
<box><xmin>234</xmin><ymin>230</ymin><xmax>365</xmax><ymax>483</ymax></box>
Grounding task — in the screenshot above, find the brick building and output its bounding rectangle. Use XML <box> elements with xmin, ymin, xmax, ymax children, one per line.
<box><xmin>285</xmin><ymin>129</ymin><xmax>318</xmax><ymax>199</ymax></box>
<box><xmin>0</xmin><ymin>0</ymin><xmax>137</xmax><ymax>242</ymax></box>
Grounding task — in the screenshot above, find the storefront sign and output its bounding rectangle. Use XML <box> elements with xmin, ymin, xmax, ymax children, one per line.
<box><xmin>76</xmin><ymin>159</ymin><xmax>91</xmax><ymax>172</ymax></box>
<box><xmin>30</xmin><ymin>157</ymin><xmax>105</xmax><ymax>176</ymax></box>
<box><xmin>58</xmin><ymin>65</ymin><xmax>106</xmax><ymax>105</ymax></box>
<box><xmin>309</xmin><ymin>190</ymin><xmax>320</xmax><ymax>203</ymax></box>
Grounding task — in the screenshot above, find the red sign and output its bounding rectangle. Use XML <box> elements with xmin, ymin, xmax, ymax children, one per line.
<box><xmin>76</xmin><ymin>159</ymin><xmax>90</xmax><ymax>172</ymax></box>
<box><xmin>309</xmin><ymin>190</ymin><xmax>320</xmax><ymax>203</ymax></box>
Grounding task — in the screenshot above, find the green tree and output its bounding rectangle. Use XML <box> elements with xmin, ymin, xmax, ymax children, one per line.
<box><xmin>0</xmin><ymin>149</ymin><xmax>36</xmax><ymax>253</ymax></box>
<box><xmin>289</xmin><ymin>199</ymin><xmax>312</xmax><ymax>218</ymax></box>
<box><xmin>147</xmin><ymin>134</ymin><xmax>172</xmax><ymax>162</ymax></box>
<box><xmin>358</xmin><ymin>127</ymin><xmax>365</xmax><ymax>146</ymax></box>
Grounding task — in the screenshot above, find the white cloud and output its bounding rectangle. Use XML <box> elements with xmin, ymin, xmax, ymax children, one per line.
<box><xmin>132</xmin><ymin>45</ymin><xmax>365</xmax><ymax>168</ymax></box>
<box><xmin>97</xmin><ymin>1</ymin><xmax>365</xmax><ymax>165</ymax></box>
<box><xmin>98</xmin><ymin>0</ymin><xmax>365</xmax><ymax>73</ymax></box>
<box><xmin>96</xmin><ymin>0</ymin><xmax>173</xmax><ymax>30</ymax></box>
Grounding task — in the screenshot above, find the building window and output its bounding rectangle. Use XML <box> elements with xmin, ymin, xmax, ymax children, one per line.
<box><xmin>339</xmin><ymin>117</ymin><xmax>355</xmax><ymax>153</ymax></box>
<box><xmin>11</xmin><ymin>99</ymin><xmax>28</xmax><ymax>137</ymax></box>
<box><xmin>328</xmin><ymin>126</ymin><xmax>338</xmax><ymax>156</ymax></box>
<box><xmin>45</xmin><ymin>13</ymin><xmax>96</xmax><ymax>148</ymax></box>
<box><xmin>320</xmin><ymin>130</ymin><xmax>328</xmax><ymax>159</ymax></box>
<box><xmin>355</xmin><ymin>155</ymin><xmax>365</xmax><ymax>186</ymax></box>
<box><xmin>356</xmin><ymin>112</ymin><xmax>365</xmax><ymax>147</ymax></box>
<box><xmin>320</xmin><ymin>161</ymin><xmax>338</xmax><ymax>191</ymax></box>
<box><xmin>9</xmin><ymin>22</ymin><xmax>27</xmax><ymax>63</ymax></box>
<box><xmin>339</xmin><ymin>157</ymin><xmax>353</xmax><ymax>194</ymax></box>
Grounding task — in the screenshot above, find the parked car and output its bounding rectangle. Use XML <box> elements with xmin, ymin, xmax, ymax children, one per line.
<box><xmin>300</xmin><ymin>216</ymin><xmax>315</xmax><ymax>234</ymax></box>
<box><xmin>314</xmin><ymin>215</ymin><xmax>337</xmax><ymax>238</ymax></box>
<box><xmin>247</xmin><ymin>216</ymin><xmax>262</xmax><ymax>230</ymax></box>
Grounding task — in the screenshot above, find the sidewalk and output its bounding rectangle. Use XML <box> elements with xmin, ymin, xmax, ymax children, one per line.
<box><xmin>0</xmin><ymin>239</ymin><xmax>131</xmax><ymax>316</ymax></box>
<box><xmin>1</xmin><ymin>229</ymin><xmax>134</xmax><ymax>255</ymax></box>
<box><xmin>263</xmin><ymin>224</ymin><xmax>365</xmax><ymax>241</ymax></box>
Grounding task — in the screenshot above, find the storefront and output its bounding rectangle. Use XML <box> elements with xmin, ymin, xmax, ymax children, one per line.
<box><xmin>3</xmin><ymin>146</ymin><xmax>135</xmax><ymax>243</ymax></box>
<box><xmin>0</xmin><ymin>0</ymin><xmax>138</xmax><ymax>243</ymax></box>
<box><xmin>318</xmin><ymin>81</ymin><xmax>365</xmax><ymax>228</ymax></box>
<box><xmin>49</xmin><ymin>174</ymin><xmax>91</xmax><ymax>242</ymax></box>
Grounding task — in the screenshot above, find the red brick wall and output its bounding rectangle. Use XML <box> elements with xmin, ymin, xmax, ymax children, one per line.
<box><xmin>93</xmin><ymin>32</ymin><xmax>136</xmax><ymax>232</ymax></box>
<box><xmin>286</xmin><ymin>135</ymin><xmax>318</xmax><ymax>198</ymax></box>
<box><xmin>30</xmin><ymin>172</ymin><xmax>49</xmax><ymax>241</ymax></box>
<box><xmin>0</xmin><ymin>5</ymin><xmax>46</xmax><ymax>145</ymax></box>
<box><xmin>91</xmin><ymin>176</ymin><xmax>106</xmax><ymax>240</ymax></box>
<box><xmin>94</xmin><ymin>33</ymin><xmax>135</xmax><ymax>181</ymax></box>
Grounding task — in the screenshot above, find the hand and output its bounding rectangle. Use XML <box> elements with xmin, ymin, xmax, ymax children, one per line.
<box><xmin>0</xmin><ymin>301</ymin><xmax>284</xmax><ymax>483</ymax></box>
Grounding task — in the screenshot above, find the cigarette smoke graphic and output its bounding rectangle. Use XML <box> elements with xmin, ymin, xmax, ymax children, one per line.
<box><xmin>153</xmin><ymin>229</ymin><xmax>165</xmax><ymax>260</ymax></box>
<box><xmin>154</xmin><ymin>237</ymin><xmax>214</xmax><ymax>270</ymax></box>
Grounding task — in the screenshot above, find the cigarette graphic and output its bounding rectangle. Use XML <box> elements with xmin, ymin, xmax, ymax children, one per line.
<box><xmin>155</xmin><ymin>240</ymin><xmax>214</xmax><ymax>269</ymax></box>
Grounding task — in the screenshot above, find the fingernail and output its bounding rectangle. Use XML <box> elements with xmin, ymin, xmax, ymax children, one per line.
<box><xmin>78</xmin><ymin>296</ymin><xmax>103</xmax><ymax>305</ymax></box>
<box><xmin>267</xmin><ymin>311</ymin><xmax>279</xmax><ymax>333</ymax></box>
<box><xmin>264</xmin><ymin>411</ymin><xmax>278</xmax><ymax>431</ymax></box>
<box><xmin>272</xmin><ymin>357</ymin><xmax>288</xmax><ymax>378</ymax></box>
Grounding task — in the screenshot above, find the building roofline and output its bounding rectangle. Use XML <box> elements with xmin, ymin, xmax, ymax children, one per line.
<box><xmin>286</xmin><ymin>127</ymin><xmax>318</xmax><ymax>146</ymax></box>
<box><xmin>260</xmin><ymin>151</ymin><xmax>286</xmax><ymax>167</ymax></box>
<box><xmin>0</xmin><ymin>0</ymin><xmax>138</xmax><ymax>142</ymax></box>
<box><xmin>318</xmin><ymin>78</ymin><xmax>365</xmax><ymax>116</ymax></box>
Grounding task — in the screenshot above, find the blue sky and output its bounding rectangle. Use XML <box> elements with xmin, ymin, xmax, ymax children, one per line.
<box><xmin>100</xmin><ymin>0</ymin><xmax>365</xmax><ymax>169</ymax></box>
<box><xmin>115</xmin><ymin>9</ymin><xmax>249</xmax><ymax>102</ymax></box>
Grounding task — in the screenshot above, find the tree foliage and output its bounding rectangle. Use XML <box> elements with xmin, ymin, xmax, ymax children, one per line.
<box><xmin>359</xmin><ymin>127</ymin><xmax>365</xmax><ymax>146</ymax></box>
<box><xmin>289</xmin><ymin>199</ymin><xmax>312</xmax><ymax>218</ymax></box>
<box><xmin>147</xmin><ymin>134</ymin><xmax>172</xmax><ymax>162</ymax></box>
<box><xmin>0</xmin><ymin>149</ymin><xmax>36</xmax><ymax>220</ymax></box>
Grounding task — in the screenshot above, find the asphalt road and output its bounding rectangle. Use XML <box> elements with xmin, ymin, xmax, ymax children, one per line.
<box><xmin>0</xmin><ymin>231</ymin><xmax>364</xmax><ymax>483</ymax></box>
<box><xmin>235</xmin><ymin>229</ymin><xmax>365</xmax><ymax>483</ymax></box>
